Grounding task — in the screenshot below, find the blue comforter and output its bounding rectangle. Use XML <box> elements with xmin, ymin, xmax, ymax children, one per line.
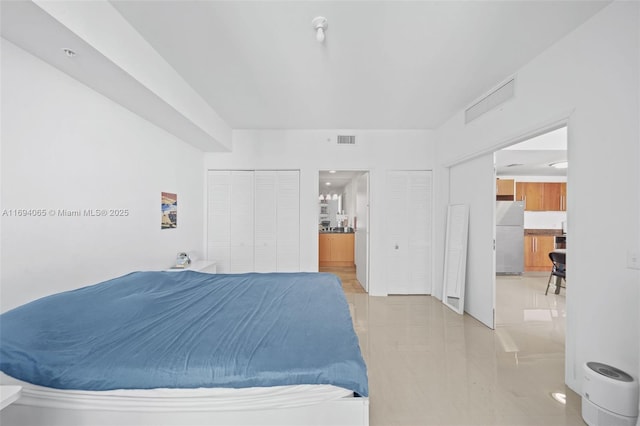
<box><xmin>0</xmin><ymin>271</ymin><xmax>368</xmax><ymax>396</ymax></box>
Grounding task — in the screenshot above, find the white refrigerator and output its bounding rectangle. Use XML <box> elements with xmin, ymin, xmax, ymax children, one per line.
<box><xmin>496</xmin><ymin>201</ymin><xmax>524</xmax><ymax>274</ymax></box>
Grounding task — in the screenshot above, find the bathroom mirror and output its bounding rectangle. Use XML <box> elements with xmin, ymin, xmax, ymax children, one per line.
<box><xmin>442</xmin><ymin>204</ymin><xmax>469</xmax><ymax>315</ymax></box>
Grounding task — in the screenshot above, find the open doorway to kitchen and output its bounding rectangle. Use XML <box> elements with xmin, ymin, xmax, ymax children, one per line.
<box><xmin>318</xmin><ymin>170</ymin><xmax>369</xmax><ymax>293</ymax></box>
<box><xmin>493</xmin><ymin>124</ymin><xmax>568</xmax><ymax>398</ymax></box>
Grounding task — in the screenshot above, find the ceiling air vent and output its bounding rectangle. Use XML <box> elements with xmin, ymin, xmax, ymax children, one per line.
<box><xmin>465</xmin><ymin>78</ymin><xmax>515</xmax><ymax>124</ymax></box>
<box><xmin>337</xmin><ymin>135</ymin><xmax>356</xmax><ymax>145</ymax></box>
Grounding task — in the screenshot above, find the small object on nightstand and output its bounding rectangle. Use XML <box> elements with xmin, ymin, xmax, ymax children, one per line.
<box><xmin>174</xmin><ymin>252</ymin><xmax>191</xmax><ymax>268</ymax></box>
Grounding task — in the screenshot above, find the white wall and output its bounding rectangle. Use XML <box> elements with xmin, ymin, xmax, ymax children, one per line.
<box><xmin>342</xmin><ymin>172</ymin><xmax>367</xmax><ymax>229</ymax></box>
<box><xmin>524</xmin><ymin>211</ymin><xmax>567</xmax><ymax>230</ymax></box>
<box><xmin>434</xmin><ymin>1</ymin><xmax>639</xmax><ymax>393</ymax></box>
<box><xmin>1</xmin><ymin>40</ymin><xmax>205</xmax><ymax>311</ymax></box>
<box><xmin>204</xmin><ymin>130</ymin><xmax>434</xmax><ymax>296</ymax></box>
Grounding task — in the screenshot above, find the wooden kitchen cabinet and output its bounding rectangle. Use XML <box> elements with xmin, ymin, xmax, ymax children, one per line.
<box><xmin>496</xmin><ymin>179</ymin><xmax>515</xmax><ymax>200</ymax></box>
<box><xmin>543</xmin><ymin>183</ymin><xmax>561</xmax><ymax>211</ymax></box>
<box><xmin>516</xmin><ymin>182</ymin><xmax>566</xmax><ymax>211</ymax></box>
<box><xmin>516</xmin><ymin>182</ymin><xmax>544</xmax><ymax>211</ymax></box>
<box><xmin>319</xmin><ymin>233</ymin><xmax>354</xmax><ymax>267</ymax></box>
<box><xmin>542</xmin><ymin>183</ymin><xmax>567</xmax><ymax>211</ymax></box>
<box><xmin>524</xmin><ymin>235</ymin><xmax>555</xmax><ymax>271</ymax></box>
<box><xmin>319</xmin><ymin>234</ymin><xmax>332</xmax><ymax>263</ymax></box>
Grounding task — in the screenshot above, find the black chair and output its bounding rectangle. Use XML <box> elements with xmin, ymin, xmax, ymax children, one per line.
<box><xmin>545</xmin><ymin>251</ymin><xmax>566</xmax><ymax>295</ymax></box>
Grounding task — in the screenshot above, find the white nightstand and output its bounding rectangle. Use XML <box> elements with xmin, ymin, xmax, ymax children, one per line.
<box><xmin>165</xmin><ymin>260</ymin><xmax>217</xmax><ymax>274</ymax></box>
<box><xmin>0</xmin><ymin>385</ymin><xmax>22</xmax><ymax>411</ymax></box>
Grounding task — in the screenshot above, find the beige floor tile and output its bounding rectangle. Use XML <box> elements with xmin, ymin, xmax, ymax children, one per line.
<box><xmin>337</xmin><ymin>268</ymin><xmax>582</xmax><ymax>426</ymax></box>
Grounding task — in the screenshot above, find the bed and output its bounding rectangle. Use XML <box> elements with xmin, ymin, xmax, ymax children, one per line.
<box><xmin>0</xmin><ymin>271</ymin><xmax>369</xmax><ymax>426</ymax></box>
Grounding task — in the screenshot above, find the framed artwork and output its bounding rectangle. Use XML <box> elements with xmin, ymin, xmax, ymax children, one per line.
<box><xmin>161</xmin><ymin>192</ymin><xmax>177</xmax><ymax>229</ymax></box>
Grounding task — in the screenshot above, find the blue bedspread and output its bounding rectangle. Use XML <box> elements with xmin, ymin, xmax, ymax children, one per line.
<box><xmin>0</xmin><ymin>271</ymin><xmax>368</xmax><ymax>396</ymax></box>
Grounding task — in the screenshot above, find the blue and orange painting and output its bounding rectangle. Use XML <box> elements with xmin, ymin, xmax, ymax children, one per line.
<box><xmin>161</xmin><ymin>192</ymin><xmax>177</xmax><ymax>229</ymax></box>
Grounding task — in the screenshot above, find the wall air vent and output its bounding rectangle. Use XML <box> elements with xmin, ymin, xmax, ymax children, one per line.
<box><xmin>465</xmin><ymin>78</ymin><xmax>515</xmax><ymax>124</ymax></box>
<box><xmin>337</xmin><ymin>135</ymin><xmax>356</xmax><ymax>145</ymax></box>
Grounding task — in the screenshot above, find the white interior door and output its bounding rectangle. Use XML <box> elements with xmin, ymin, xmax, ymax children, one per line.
<box><xmin>407</xmin><ymin>172</ymin><xmax>432</xmax><ymax>293</ymax></box>
<box><xmin>449</xmin><ymin>154</ymin><xmax>496</xmax><ymax>329</ymax></box>
<box><xmin>387</xmin><ymin>172</ymin><xmax>410</xmax><ymax>293</ymax></box>
<box><xmin>386</xmin><ymin>171</ymin><xmax>432</xmax><ymax>294</ymax></box>
<box><xmin>355</xmin><ymin>172</ymin><xmax>369</xmax><ymax>291</ymax></box>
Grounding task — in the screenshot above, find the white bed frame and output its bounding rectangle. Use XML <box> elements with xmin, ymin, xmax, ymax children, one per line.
<box><xmin>1</xmin><ymin>387</ymin><xmax>369</xmax><ymax>426</ymax></box>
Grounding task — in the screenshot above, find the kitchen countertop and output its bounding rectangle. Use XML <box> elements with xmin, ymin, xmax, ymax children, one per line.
<box><xmin>319</xmin><ymin>230</ymin><xmax>354</xmax><ymax>234</ymax></box>
<box><xmin>524</xmin><ymin>229</ymin><xmax>564</xmax><ymax>236</ymax></box>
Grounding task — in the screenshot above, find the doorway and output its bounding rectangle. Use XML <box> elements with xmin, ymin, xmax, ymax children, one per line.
<box><xmin>494</xmin><ymin>125</ymin><xmax>568</xmax><ymax>322</ymax></box>
<box><xmin>447</xmin><ymin>125</ymin><xmax>568</xmax><ymax>329</ymax></box>
<box><xmin>318</xmin><ymin>170</ymin><xmax>369</xmax><ymax>292</ymax></box>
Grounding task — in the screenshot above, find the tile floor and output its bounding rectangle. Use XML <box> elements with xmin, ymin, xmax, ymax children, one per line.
<box><xmin>320</xmin><ymin>266</ymin><xmax>366</xmax><ymax>294</ymax></box>
<box><xmin>338</xmin><ymin>269</ymin><xmax>582</xmax><ymax>425</ymax></box>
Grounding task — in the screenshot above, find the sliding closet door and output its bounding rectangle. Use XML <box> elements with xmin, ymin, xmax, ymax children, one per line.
<box><xmin>276</xmin><ymin>171</ymin><xmax>300</xmax><ymax>272</ymax></box>
<box><xmin>229</xmin><ymin>171</ymin><xmax>254</xmax><ymax>273</ymax></box>
<box><xmin>254</xmin><ymin>171</ymin><xmax>277</xmax><ymax>272</ymax></box>
<box><xmin>207</xmin><ymin>171</ymin><xmax>231</xmax><ymax>273</ymax></box>
<box><xmin>208</xmin><ymin>170</ymin><xmax>300</xmax><ymax>273</ymax></box>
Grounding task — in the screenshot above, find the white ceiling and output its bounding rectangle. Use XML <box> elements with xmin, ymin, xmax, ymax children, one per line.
<box><xmin>495</xmin><ymin>126</ymin><xmax>567</xmax><ymax>177</ymax></box>
<box><xmin>1</xmin><ymin>0</ymin><xmax>609</xmax><ymax>142</ymax></box>
<box><xmin>109</xmin><ymin>0</ymin><xmax>608</xmax><ymax>130</ymax></box>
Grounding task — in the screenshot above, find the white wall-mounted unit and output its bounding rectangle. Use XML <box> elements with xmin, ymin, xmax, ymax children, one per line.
<box><xmin>465</xmin><ymin>78</ymin><xmax>515</xmax><ymax>124</ymax></box>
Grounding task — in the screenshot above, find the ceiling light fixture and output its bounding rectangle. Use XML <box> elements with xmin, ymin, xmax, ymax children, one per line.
<box><xmin>325</xmin><ymin>182</ymin><xmax>331</xmax><ymax>186</ymax></box>
<box><xmin>312</xmin><ymin>16</ymin><xmax>327</xmax><ymax>43</ymax></box>
<box><xmin>549</xmin><ymin>161</ymin><xmax>568</xmax><ymax>169</ymax></box>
